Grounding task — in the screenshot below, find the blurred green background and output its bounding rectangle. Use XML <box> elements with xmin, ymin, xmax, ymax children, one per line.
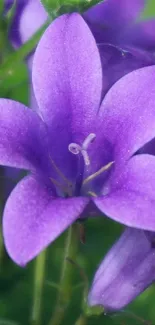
<box><xmin>1</xmin><ymin>1</ymin><xmax>155</xmax><ymax>325</ymax></box>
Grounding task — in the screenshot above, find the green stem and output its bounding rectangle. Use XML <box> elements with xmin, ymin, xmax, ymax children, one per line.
<box><xmin>31</xmin><ymin>249</ymin><xmax>47</xmax><ymax>325</ymax></box>
<box><xmin>0</xmin><ymin>200</ymin><xmax>4</xmax><ymax>267</ymax></box>
<box><xmin>0</xmin><ymin>0</ymin><xmax>4</xmax><ymax>14</ymax></box>
<box><xmin>74</xmin><ymin>315</ymin><xmax>87</xmax><ymax>325</ymax></box>
<box><xmin>0</xmin><ymin>225</ymin><xmax>4</xmax><ymax>266</ymax></box>
<box><xmin>48</xmin><ymin>224</ymin><xmax>78</xmax><ymax>325</ymax></box>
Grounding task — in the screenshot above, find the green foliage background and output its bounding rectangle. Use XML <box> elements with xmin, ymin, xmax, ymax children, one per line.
<box><xmin>0</xmin><ymin>1</ymin><xmax>155</xmax><ymax>325</ymax></box>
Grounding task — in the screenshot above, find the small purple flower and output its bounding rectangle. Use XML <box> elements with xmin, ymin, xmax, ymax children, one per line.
<box><xmin>6</xmin><ymin>0</ymin><xmax>47</xmax><ymax>107</ymax></box>
<box><xmin>5</xmin><ymin>0</ymin><xmax>47</xmax><ymax>48</ymax></box>
<box><xmin>84</xmin><ymin>0</ymin><xmax>155</xmax><ymax>95</ymax></box>
<box><xmin>1</xmin><ymin>14</ymin><xmax>155</xmax><ymax>266</ymax></box>
<box><xmin>88</xmin><ymin>228</ymin><xmax>155</xmax><ymax>312</ymax></box>
<box><xmin>18</xmin><ymin>0</ymin><xmax>48</xmax><ymax>47</ymax></box>
<box><xmin>4</xmin><ymin>0</ymin><xmax>27</xmax><ymax>47</ymax></box>
<box><xmin>17</xmin><ymin>0</ymin><xmax>48</xmax><ymax>110</ymax></box>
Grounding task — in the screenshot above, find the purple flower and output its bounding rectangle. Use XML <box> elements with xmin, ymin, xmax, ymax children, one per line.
<box><xmin>84</xmin><ymin>0</ymin><xmax>155</xmax><ymax>50</ymax></box>
<box><xmin>6</xmin><ymin>0</ymin><xmax>47</xmax><ymax>107</ymax></box>
<box><xmin>1</xmin><ymin>13</ymin><xmax>155</xmax><ymax>266</ymax></box>
<box><xmin>18</xmin><ymin>0</ymin><xmax>47</xmax><ymax>43</ymax></box>
<box><xmin>4</xmin><ymin>0</ymin><xmax>27</xmax><ymax>47</ymax></box>
<box><xmin>5</xmin><ymin>0</ymin><xmax>47</xmax><ymax>48</ymax></box>
<box><xmin>3</xmin><ymin>1</ymin><xmax>47</xmax><ymax>198</ymax></box>
<box><xmin>88</xmin><ymin>228</ymin><xmax>155</xmax><ymax>312</ymax></box>
<box><xmin>84</xmin><ymin>0</ymin><xmax>155</xmax><ymax>95</ymax></box>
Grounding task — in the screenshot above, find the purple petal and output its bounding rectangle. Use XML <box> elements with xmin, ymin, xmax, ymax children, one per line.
<box><xmin>33</xmin><ymin>13</ymin><xmax>102</xmax><ymax>139</ymax></box>
<box><xmin>19</xmin><ymin>0</ymin><xmax>47</xmax><ymax>44</ymax></box>
<box><xmin>85</xmin><ymin>0</ymin><xmax>144</xmax><ymax>26</ymax></box>
<box><xmin>97</xmin><ymin>66</ymin><xmax>155</xmax><ymax>166</ymax></box>
<box><xmin>139</xmin><ymin>137</ymin><xmax>155</xmax><ymax>155</ymax></box>
<box><xmin>27</xmin><ymin>56</ymin><xmax>39</xmax><ymax>112</ymax></box>
<box><xmin>99</xmin><ymin>44</ymin><xmax>155</xmax><ymax>99</ymax></box>
<box><xmin>3</xmin><ymin>175</ymin><xmax>89</xmax><ymax>265</ymax></box>
<box><xmin>121</xmin><ymin>19</ymin><xmax>155</xmax><ymax>51</ymax></box>
<box><xmin>88</xmin><ymin>227</ymin><xmax>155</xmax><ymax>312</ymax></box>
<box><xmin>84</xmin><ymin>0</ymin><xmax>144</xmax><ymax>44</ymax></box>
<box><xmin>4</xmin><ymin>167</ymin><xmax>22</xmax><ymax>198</ymax></box>
<box><xmin>0</xmin><ymin>99</ymin><xmax>48</xmax><ymax>171</ymax></box>
<box><xmin>94</xmin><ymin>155</ymin><xmax>155</xmax><ymax>230</ymax></box>
<box><xmin>86</xmin><ymin>65</ymin><xmax>155</xmax><ymax>182</ymax></box>
<box><xmin>33</xmin><ymin>13</ymin><xmax>102</xmax><ymax>179</ymax></box>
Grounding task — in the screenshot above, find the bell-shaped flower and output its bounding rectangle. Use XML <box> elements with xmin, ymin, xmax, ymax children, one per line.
<box><xmin>88</xmin><ymin>228</ymin><xmax>155</xmax><ymax>312</ymax></box>
<box><xmin>4</xmin><ymin>0</ymin><xmax>47</xmax><ymax>48</ymax></box>
<box><xmin>84</xmin><ymin>0</ymin><xmax>155</xmax><ymax>95</ymax></box>
<box><xmin>84</xmin><ymin>0</ymin><xmax>155</xmax><ymax>51</ymax></box>
<box><xmin>1</xmin><ymin>14</ymin><xmax>155</xmax><ymax>266</ymax></box>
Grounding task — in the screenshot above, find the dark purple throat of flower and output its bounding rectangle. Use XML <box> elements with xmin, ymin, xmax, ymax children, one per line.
<box><xmin>49</xmin><ymin>133</ymin><xmax>114</xmax><ymax>198</ymax></box>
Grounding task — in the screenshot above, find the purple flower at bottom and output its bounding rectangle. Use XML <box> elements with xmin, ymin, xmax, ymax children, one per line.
<box><xmin>1</xmin><ymin>14</ymin><xmax>155</xmax><ymax>266</ymax></box>
<box><xmin>88</xmin><ymin>228</ymin><xmax>155</xmax><ymax>312</ymax></box>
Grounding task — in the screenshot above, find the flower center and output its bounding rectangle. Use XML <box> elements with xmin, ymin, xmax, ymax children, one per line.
<box><xmin>68</xmin><ymin>133</ymin><xmax>96</xmax><ymax>167</ymax></box>
<box><xmin>68</xmin><ymin>133</ymin><xmax>114</xmax><ymax>197</ymax></box>
<box><xmin>49</xmin><ymin>135</ymin><xmax>113</xmax><ymax>198</ymax></box>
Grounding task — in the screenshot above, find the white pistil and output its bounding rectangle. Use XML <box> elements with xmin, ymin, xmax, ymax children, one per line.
<box><xmin>82</xmin><ymin>133</ymin><xmax>96</xmax><ymax>150</ymax></box>
<box><xmin>81</xmin><ymin>150</ymin><xmax>90</xmax><ymax>166</ymax></box>
<box><xmin>68</xmin><ymin>143</ymin><xmax>81</xmax><ymax>155</ymax></box>
<box><xmin>68</xmin><ymin>133</ymin><xmax>96</xmax><ymax>166</ymax></box>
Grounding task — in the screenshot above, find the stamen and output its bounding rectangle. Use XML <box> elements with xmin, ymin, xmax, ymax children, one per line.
<box><xmin>50</xmin><ymin>177</ymin><xmax>72</xmax><ymax>197</ymax></box>
<box><xmin>49</xmin><ymin>155</ymin><xmax>72</xmax><ymax>187</ymax></box>
<box><xmin>83</xmin><ymin>161</ymin><xmax>114</xmax><ymax>186</ymax></box>
<box><xmin>87</xmin><ymin>191</ymin><xmax>97</xmax><ymax>197</ymax></box>
<box><xmin>50</xmin><ymin>177</ymin><xmax>64</xmax><ymax>189</ymax></box>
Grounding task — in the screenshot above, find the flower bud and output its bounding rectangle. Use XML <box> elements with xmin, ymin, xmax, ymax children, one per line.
<box><xmin>88</xmin><ymin>228</ymin><xmax>155</xmax><ymax>312</ymax></box>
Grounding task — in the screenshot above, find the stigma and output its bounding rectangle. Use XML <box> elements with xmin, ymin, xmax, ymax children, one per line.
<box><xmin>68</xmin><ymin>133</ymin><xmax>96</xmax><ymax>166</ymax></box>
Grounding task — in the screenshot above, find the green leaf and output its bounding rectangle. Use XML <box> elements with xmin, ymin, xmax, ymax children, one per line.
<box><xmin>0</xmin><ymin>18</ymin><xmax>8</xmax><ymax>52</ymax></box>
<box><xmin>83</xmin><ymin>302</ymin><xmax>104</xmax><ymax>317</ymax></box>
<box><xmin>0</xmin><ymin>0</ymin><xmax>4</xmax><ymax>15</ymax></box>
<box><xmin>0</xmin><ymin>1</ymin><xmax>16</xmax><ymax>54</ymax></box>
<box><xmin>5</xmin><ymin>0</ymin><xmax>17</xmax><ymax>32</ymax></box>
<box><xmin>0</xmin><ymin>20</ymin><xmax>49</xmax><ymax>85</ymax></box>
<box><xmin>0</xmin><ymin>61</ymin><xmax>28</xmax><ymax>96</ymax></box>
<box><xmin>0</xmin><ymin>319</ymin><xmax>19</xmax><ymax>325</ymax></box>
<box><xmin>41</xmin><ymin>0</ymin><xmax>104</xmax><ymax>16</ymax></box>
